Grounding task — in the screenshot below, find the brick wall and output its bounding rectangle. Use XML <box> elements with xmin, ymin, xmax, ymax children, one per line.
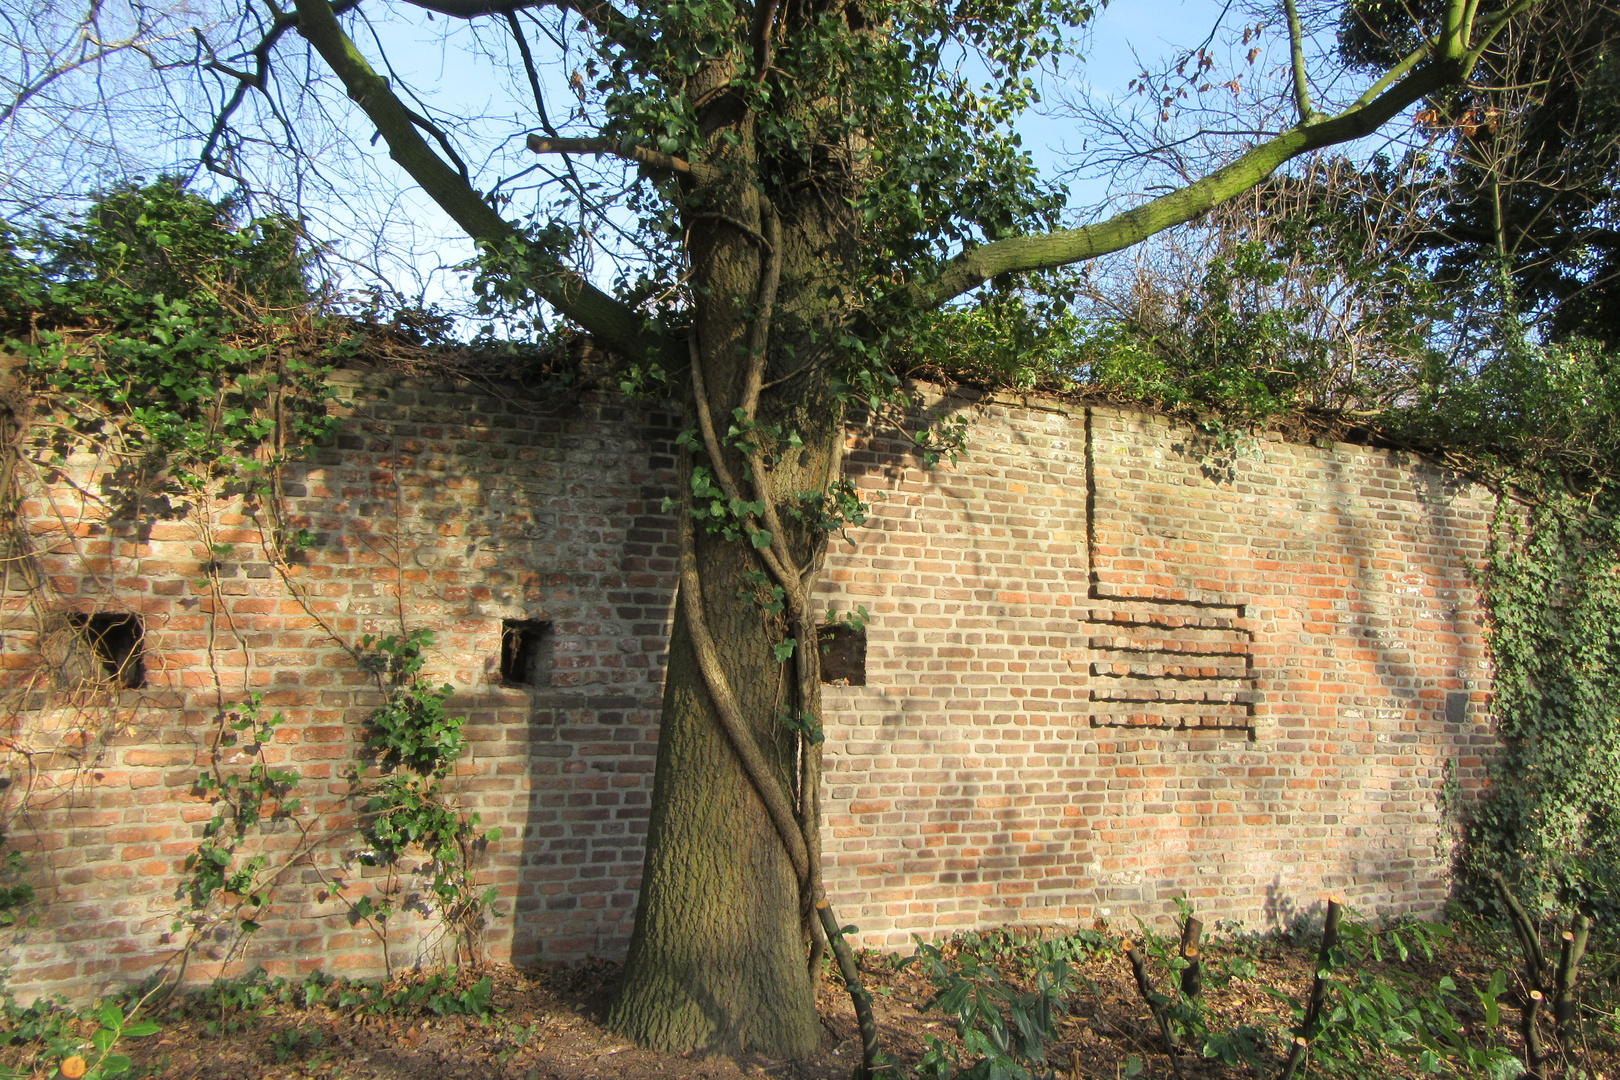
<box><xmin>0</xmin><ymin>375</ymin><xmax>1497</xmax><ymax>999</ymax></box>
<box><xmin>1</xmin><ymin>371</ymin><xmax>681</xmax><ymax>1000</ymax></box>
<box><xmin>816</xmin><ymin>395</ymin><xmax>1495</xmax><ymax>949</ymax></box>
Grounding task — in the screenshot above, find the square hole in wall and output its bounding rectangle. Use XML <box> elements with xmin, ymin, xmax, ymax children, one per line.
<box><xmin>818</xmin><ymin>624</ymin><xmax>866</xmax><ymax>686</ymax></box>
<box><xmin>500</xmin><ymin>620</ymin><xmax>554</xmax><ymax>687</ymax></box>
<box><xmin>69</xmin><ymin>613</ymin><xmax>145</xmax><ymax>688</ymax></box>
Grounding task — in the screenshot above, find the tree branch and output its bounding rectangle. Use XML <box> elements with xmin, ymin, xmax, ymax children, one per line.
<box><xmin>292</xmin><ymin>0</ymin><xmax>661</xmax><ymax>361</ymax></box>
<box><xmin>504</xmin><ymin>11</ymin><xmax>561</xmax><ymax>138</ymax></box>
<box><xmin>1283</xmin><ymin>0</ymin><xmax>1314</xmax><ymax>122</ymax></box>
<box><xmin>750</xmin><ymin>0</ymin><xmax>780</xmax><ymax>78</ymax></box>
<box><xmin>398</xmin><ymin>0</ymin><xmax>627</xmax><ymax>36</ymax></box>
<box><xmin>914</xmin><ymin>0</ymin><xmax>1542</xmax><ymax>311</ymax></box>
<box><xmin>525</xmin><ymin>134</ymin><xmax>720</xmax><ymax>182</ymax></box>
<box><xmin>1</xmin><ymin>27</ymin><xmax>191</xmax><ymax>123</ymax></box>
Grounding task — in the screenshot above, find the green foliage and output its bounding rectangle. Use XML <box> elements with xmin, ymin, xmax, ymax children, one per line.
<box><xmin>893</xmin><ymin>282</ymin><xmax>1085</xmax><ymax>394</ymax></box>
<box><xmin>1465</xmin><ymin>483</ymin><xmax>1620</xmax><ymax>917</ymax></box>
<box><xmin>175</xmin><ymin>628</ymin><xmax>497</xmax><ymax>962</ymax></box>
<box><xmin>178</xmin><ymin>966</ymin><xmax>496</xmax><ymax>1029</ymax></box>
<box><xmin>1082</xmin><ymin>228</ymin><xmax>1435</xmax><ymax>425</ymax></box>
<box><xmin>0</xmin><ymin>852</ymin><xmax>36</xmax><ymax>929</ymax></box>
<box><xmin>0</xmin><ymin>993</ymin><xmax>159</xmax><ymax>1080</ymax></box>
<box><xmin>1393</xmin><ymin>332</ymin><xmax>1620</xmax><ymax>486</ymax></box>
<box><xmin>464</xmin><ymin>0</ymin><xmax>1093</xmax><ymax>340</ymax></box>
<box><xmin>69</xmin><ymin>1003</ymin><xmax>160</xmax><ymax>1080</ymax></box>
<box><xmin>898</xmin><ymin>158</ymin><xmax>1450</xmax><ymax>433</ymax></box>
<box><xmin>906</xmin><ymin>931</ymin><xmax>1105</xmax><ymax>1080</ymax></box>
<box><xmin>361</xmin><ymin>970</ymin><xmax>493</xmax><ymax>1018</ymax></box>
<box><xmin>353</xmin><ymin>630</ymin><xmax>499</xmax><ymax>942</ymax></box>
<box><xmin>360</xmin><ymin>631</ymin><xmax>467</xmax><ymax>779</ymax></box>
<box><xmin>268</xmin><ymin>1025</ymin><xmax>324</xmax><ymax>1064</ymax></box>
<box><xmin>1112</xmin><ymin>909</ymin><xmax>1523</xmax><ymax>1079</ymax></box>
<box><xmin>1277</xmin><ymin>918</ymin><xmax>1520</xmax><ymax>1079</ymax></box>
<box><xmin>0</xmin><ymin>178</ymin><xmax>338</xmax><ymax>501</ymax></box>
<box><xmin>183</xmin><ymin>695</ymin><xmax>303</xmax><ymax>920</ymax></box>
<box><xmin>0</xmin><ymin>994</ymin><xmax>77</xmax><ymax>1054</ymax></box>
<box><xmin>1339</xmin><ymin>0</ymin><xmax>1620</xmax><ymax>343</ymax></box>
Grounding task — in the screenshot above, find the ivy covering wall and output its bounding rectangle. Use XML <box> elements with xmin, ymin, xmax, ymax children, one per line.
<box><xmin>1468</xmin><ymin>491</ymin><xmax>1620</xmax><ymax>916</ymax></box>
<box><xmin>0</xmin><ymin>180</ymin><xmax>504</xmax><ymax>982</ymax></box>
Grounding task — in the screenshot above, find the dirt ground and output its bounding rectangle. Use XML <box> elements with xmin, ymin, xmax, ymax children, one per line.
<box><xmin>12</xmin><ymin>927</ymin><xmax>1618</xmax><ymax>1080</ymax></box>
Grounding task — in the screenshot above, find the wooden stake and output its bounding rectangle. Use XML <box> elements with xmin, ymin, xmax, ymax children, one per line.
<box><xmin>816</xmin><ymin>901</ymin><xmax>883</xmax><ymax>1080</ymax></box>
<box><xmin>1523</xmin><ymin>989</ymin><xmax>1548</xmax><ymax>1080</ymax></box>
<box><xmin>1122</xmin><ymin>939</ymin><xmax>1185</xmax><ymax>1080</ymax></box>
<box><xmin>1278</xmin><ymin>897</ymin><xmax>1343</xmax><ymax>1080</ymax></box>
<box><xmin>1554</xmin><ymin>913</ymin><xmax>1591</xmax><ymax>1047</ymax></box>
<box><xmin>1178</xmin><ymin>915</ymin><xmax>1204</xmax><ymax>998</ymax></box>
<box><xmin>1492</xmin><ymin>870</ymin><xmax>1547</xmax><ymax>986</ymax></box>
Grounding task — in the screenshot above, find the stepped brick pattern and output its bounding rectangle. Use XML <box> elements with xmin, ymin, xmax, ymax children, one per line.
<box><xmin>1083</xmin><ymin>604</ymin><xmax>1256</xmax><ymax>735</ymax></box>
<box><xmin>0</xmin><ymin>374</ymin><xmax>1497</xmax><ymax>999</ymax></box>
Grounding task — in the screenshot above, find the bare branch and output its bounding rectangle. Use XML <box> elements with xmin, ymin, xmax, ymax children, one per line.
<box><xmin>525</xmin><ymin>134</ymin><xmax>720</xmax><ymax>182</ymax></box>
<box><xmin>1283</xmin><ymin>0</ymin><xmax>1314</xmax><ymax>122</ymax></box>
<box><xmin>398</xmin><ymin>0</ymin><xmax>627</xmax><ymax>36</ymax></box>
<box><xmin>291</xmin><ymin>0</ymin><xmax>662</xmax><ymax>359</ymax></box>
<box><xmin>0</xmin><ymin>27</ymin><xmax>190</xmax><ymax>123</ymax></box>
<box><xmin>916</xmin><ymin>0</ymin><xmax>1545</xmax><ymax>311</ymax></box>
<box><xmin>751</xmin><ymin>0</ymin><xmax>780</xmax><ymax>78</ymax></box>
<box><xmin>504</xmin><ymin>10</ymin><xmax>561</xmax><ymax>139</ymax></box>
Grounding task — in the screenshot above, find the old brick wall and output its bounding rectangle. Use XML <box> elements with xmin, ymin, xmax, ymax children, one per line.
<box><xmin>0</xmin><ymin>370</ymin><xmax>681</xmax><ymax>1001</ymax></box>
<box><xmin>816</xmin><ymin>395</ymin><xmax>1495</xmax><ymax>949</ymax></box>
<box><xmin>0</xmin><ymin>375</ymin><xmax>1497</xmax><ymax>999</ymax></box>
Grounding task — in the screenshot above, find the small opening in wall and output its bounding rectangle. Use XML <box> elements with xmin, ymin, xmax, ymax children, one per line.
<box><xmin>818</xmin><ymin>624</ymin><xmax>866</xmax><ymax>686</ymax></box>
<box><xmin>69</xmin><ymin>613</ymin><xmax>145</xmax><ymax>688</ymax></box>
<box><xmin>500</xmin><ymin>620</ymin><xmax>554</xmax><ymax>687</ymax></box>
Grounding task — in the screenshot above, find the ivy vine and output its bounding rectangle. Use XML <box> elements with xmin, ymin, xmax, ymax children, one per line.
<box><xmin>1464</xmin><ymin>487</ymin><xmax>1620</xmax><ymax>918</ymax></box>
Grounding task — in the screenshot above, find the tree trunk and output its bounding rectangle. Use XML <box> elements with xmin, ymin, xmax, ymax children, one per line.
<box><xmin>607</xmin><ymin>579</ymin><xmax>818</xmax><ymax>1054</ymax></box>
<box><xmin>604</xmin><ymin>22</ymin><xmax>865</xmax><ymax>1048</ymax></box>
<box><xmin>608</xmin><ymin>156</ymin><xmax>841</xmax><ymax>1052</ymax></box>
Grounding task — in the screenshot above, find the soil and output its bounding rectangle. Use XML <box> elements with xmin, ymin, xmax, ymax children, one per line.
<box><xmin>11</xmin><ymin>926</ymin><xmax>1617</xmax><ymax>1080</ymax></box>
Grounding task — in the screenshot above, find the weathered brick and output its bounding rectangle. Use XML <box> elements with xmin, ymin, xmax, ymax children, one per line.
<box><xmin>2</xmin><ymin>380</ymin><xmax>1494</xmax><ymax>1001</ymax></box>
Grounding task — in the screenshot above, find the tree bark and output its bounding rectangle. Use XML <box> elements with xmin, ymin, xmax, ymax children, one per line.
<box><xmin>607</xmin><ymin>575</ymin><xmax>819</xmax><ymax>1054</ymax></box>
<box><xmin>607</xmin><ymin>110</ymin><xmax>849</xmax><ymax>1046</ymax></box>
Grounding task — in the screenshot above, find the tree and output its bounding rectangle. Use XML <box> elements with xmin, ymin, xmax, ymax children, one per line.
<box><xmin>1339</xmin><ymin>0</ymin><xmax>1620</xmax><ymax>341</ymax></box>
<box><xmin>12</xmin><ymin>0</ymin><xmax>1541</xmax><ymax>1056</ymax></box>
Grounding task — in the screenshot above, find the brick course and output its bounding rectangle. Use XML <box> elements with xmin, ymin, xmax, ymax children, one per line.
<box><xmin>0</xmin><ymin>375</ymin><xmax>1495</xmax><ymax>999</ymax></box>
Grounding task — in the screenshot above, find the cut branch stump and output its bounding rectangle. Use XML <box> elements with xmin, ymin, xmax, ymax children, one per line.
<box><xmin>1122</xmin><ymin>938</ymin><xmax>1185</xmax><ymax>1080</ymax></box>
<box><xmin>1178</xmin><ymin>915</ymin><xmax>1204</xmax><ymax>999</ymax></box>
<box><xmin>1278</xmin><ymin>895</ymin><xmax>1343</xmax><ymax>1080</ymax></box>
